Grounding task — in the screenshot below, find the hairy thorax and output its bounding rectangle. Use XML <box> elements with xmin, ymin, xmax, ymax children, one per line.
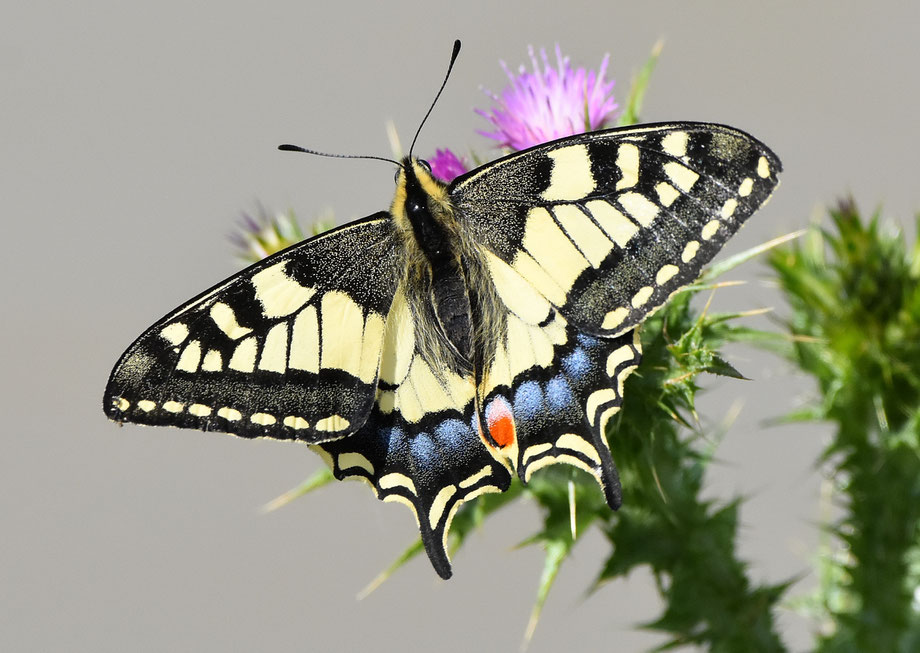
<box><xmin>391</xmin><ymin>159</ymin><xmax>504</xmax><ymax>377</ymax></box>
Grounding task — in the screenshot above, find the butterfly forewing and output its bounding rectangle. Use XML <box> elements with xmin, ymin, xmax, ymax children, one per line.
<box><xmin>450</xmin><ymin>122</ymin><xmax>782</xmax><ymax>336</ymax></box>
<box><xmin>104</xmin><ymin>213</ymin><xmax>402</xmax><ymax>442</ymax></box>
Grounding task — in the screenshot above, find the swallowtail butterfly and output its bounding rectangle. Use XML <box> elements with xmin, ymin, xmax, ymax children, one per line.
<box><xmin>104</xmin><ymin>42</ymin><xmax>781</xmax><ymax>579</ymax></box>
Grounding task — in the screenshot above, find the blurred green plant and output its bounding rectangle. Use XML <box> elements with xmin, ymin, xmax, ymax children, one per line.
<box><xmin>769</xmin><ymin>200</ymin><xmax>920</xmax><ymax>652</ymax></box>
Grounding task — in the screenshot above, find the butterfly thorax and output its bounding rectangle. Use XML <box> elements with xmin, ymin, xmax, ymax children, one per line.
<box><xmin>391</xmin><ymin>159</ymin><xmax>501</xmax><ymax>376</ymax></box>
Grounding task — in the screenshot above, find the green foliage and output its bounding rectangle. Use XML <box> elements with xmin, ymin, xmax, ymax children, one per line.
<box><xmin>769</xmin><ymin>200</ymin><xmax>920</xmax><ymax>651</ymax></box>
<box><xmin>597</xmin><ymin>288</ymin><xmax>788</xmax><ymax>652</ymax></box>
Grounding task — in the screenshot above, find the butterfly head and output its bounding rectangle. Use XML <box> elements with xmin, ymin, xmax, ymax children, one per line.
<box><xmin>391</xmin><ymin>156</ymin><xmax>452</xmax><ymax>230</ymax></box>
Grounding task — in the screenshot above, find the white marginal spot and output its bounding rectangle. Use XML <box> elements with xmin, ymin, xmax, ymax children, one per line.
<box><xmin>283</xmin><ymin>415</ymin><xmax>310</xmax><ymax>429</ymax></box>
<box><xmin>606</xmin><ymin>344</ymin><xmax>635</xmax><ymax>377</ymax></box>
<box><xmin>382</xmin><ymin>494</ymin><xmax>419</xmax><ymax>525</ymax></box>
<box><xmin>522</xmin><ymin>207</ymin><xmax>590</xmax><ymax>296</ymax></box>
<box><xmin>524</xmin><ymin>453</ymin><xmax>594</xmax><ymax>483</ymax></box>
<box><xmin>664</xmin><ymin>161</ymin><xmax>700</xmax><ymax>192</ymax></box>
<box><xmin>162</xmin><ymin>400</ymin><xmax>184</xmax><ymax>413</ymax></box>
<box><xmin>721</xmin><ymin>198</ymin><xmax>738</xmax><ymax>219</ymax></box>
<box><xmin>631</xmin><ymin>286</ymin><xmax>654</xmax><ymax>308</ymax></box>
<box><xmin>339</xmin><ymin>452</ymin><xmax>374</xmax><ymax>474</ymax></box>
<box><xmin>379</xmin><ymin>472</ymin><xmax>417</xmax><ymax>494</ymax></box>
<box><xmin>682</xmin><ymin>240</ymin><xmax>700</xmax><ymax>263</ymax></box>
<box><xmin>586</xmin><ymin>388</ymin><xmax>619</xmax><ymax>425</ymax></box>
<box><xmin>201</xmin><ymin>349</ymin><xmax>223</xmax><ymax>372</ymax></box>
<box><xmin>116</xmin><ymin>397</ymin><xmax>130</xmax><ymax>412</ymax></box>
<box><xmin>739</xmin><ymin>177</ymin><xmax>754</xmax><ymax>197</ymax></box>
<box><xmin>188</xmin><ymin>404</ymin><xmax>212</xmax><ymax>417</ymax></box>
<box><xmin>586</xmin><ymin>200</ymin><xmax>639</xmax><ymax>247</ymax></box>
<box><xmin>615</xmin><ymin>143</ymin><xmax>639</xmax><ymax>190</ymax></box>
<box><xmin>228</xmin><ymin>336</ymin><xmax>257</xmax><ymax>372</ymax></box>
<box><xmin>137</xmin><ymin>400</ymin><xmax>156</xmax><ymax>412</ymax></box>
<box><xmin>316</xmin><ymin>414</ymin><xmax>350</xmax><ymax>432</ymax></box>
<box><xmin>252</xmin><ymin>261</ymin><xmax>316</xmax><ymax>319</ymax></box>
<box><xmin>459</xmin><ymin>465</ymin><xmax>493</xmax><ymax>489</ymax></box>
<box><xmin>701</xmin><ymin>219</ymin><xmax>721</xmax><ymax>241</ymax></box>
<box><xmin>661</xmin><ymin>131</ymin><xmax>689</xmax><ymax>157</ymax></box>
<box><xmin>757</xmin><ymin>156</ymin><xmax>770</xmax><ymax>178</ymax></box>
<box><xmin>656</xmin><ymin>264</ymin><xmax>680</xmax><ymax>285</ymax></box>
<box><xmin>320</xmin><ymin>291</ymin><xmax>364</xmax><ymax>377</ymax></box>
<box><xmin>428</xmin><ymin>485</ymin><xmax>457</xmax><ymax>528</ymax></box>
<box><xmin>619</xmin><ymin>192</ymin><xmax>659</xmax><ymax>227</ymax></box>
<box><xmin>159</xmin><ymin>323</ymin><xmax>189</xmax><ymax>346</ymax></box>
<box><xmin>540</xmin><ymin>144</ymin><xmax>595</xmax><ymax>201</ymax></box>
<box><xmin>655</xmin><ymin>182</ymin><xmax>680</xmax><ymax>207</ymax></box>
<box><xmin>553</xmin><ymin>204</ymin><xmax>613</xmax><ymax>267</ymax></box>
<box><xmin>521</xmin><ymin>443</ymin><xmax>553</xmax><ymax>466</ymax></box>
<box><xmin>251</xmin><ymin>412</ymin><xmax>276</xmax><ymax>426</ymax></box>
<box><xmin>602</xmin><ymin>307</ymin><xmax>629</xmax><ymax>331</ymax></box>
<box><xmin>289</xmin><ymin>305</ymin><xmax>320</xmax><ymax>373</ymax></box>
<box><xmin>597</xmin><ymin>405</ymin><xmax>622</xmax><ymax>432</ymax></box>
<box><xmin>210</xmin><ymin>302</ymin><xmax>252</xmax><ymax>340</ymax></box>
<box><xmin>556</xmin><ymin>433</ymin><xmax>601</xmax><ymax>465</ymax></box>
<box><xmin>176</xmin><ymin>340</ymin><xmax>202</xmax><ymax>373</ymax></box>
<box><xmin>258</xmin><ymin>322</ymin><xmax>289</xmax><ymax>373</ymax></box>
<box><xmin>617</xmin><ymin>365</ymin><xmax>638</xmax><ymax>395</ymax></box>
<box><xmin>217</xmin><ymin>407</ymin><xmax>242</xmax><ymax>421</ymax></box>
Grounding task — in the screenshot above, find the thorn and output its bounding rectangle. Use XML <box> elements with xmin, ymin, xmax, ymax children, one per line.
<box><xmin>568</xmin><ymin>480</ymin><xmax>577</xmax><ymax>540</ymax></box>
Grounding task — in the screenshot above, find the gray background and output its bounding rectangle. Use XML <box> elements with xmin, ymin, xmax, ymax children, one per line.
<box><xmin>4</xmin><ymin>1</ymin><xmax>918</xmax><ymax>651</ymax></box>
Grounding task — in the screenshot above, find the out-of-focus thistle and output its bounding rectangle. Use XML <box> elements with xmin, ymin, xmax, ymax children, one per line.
<box><xmin>231</xmin><ymin>208</ymin><xmax>335</xmax><ymax>263</ymax></box>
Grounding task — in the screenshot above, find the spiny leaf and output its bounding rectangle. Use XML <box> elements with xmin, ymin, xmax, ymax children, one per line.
<box><xmin>357</xmin><ymin>538</ymin><xmax>425</xmax><ymax>600</ymax></box>
<box><xmin>522</xmin><ymin>540</ymin><xmax>569</xmax><ymax>649</ymax></box>
<box><xmin>260</xmin><ymin>466</ymin><xmax>335</xmax><ymax>513</ymax></box>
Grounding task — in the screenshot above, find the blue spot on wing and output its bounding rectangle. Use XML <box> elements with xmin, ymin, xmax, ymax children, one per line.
<box><xmin>562</xmin><ymin>347</ymin><xmax>591</xmax><ymax>378</ymax></box>
<box><xmin>434</xmin><ymin>419</ymin><xmax>468</xmax><ymax>452</ymax></box>
<box><xmin>513</xmin><ymin>380</ymin><xmax>544</xmax><ymax>421</ymax></box>
<box><xmin>383</xmin><ymin>425</ymin><xmax>406</xmax><ymax>458</ymax></box>
<box><xmin>546</xmin><ymin>376</ymin><xmax>574</xmax><ymax>412</ymax></box>
<box><xmin>409</xmin><ymin>431</ymin><xmax>436</xmax><ymax>464</ymax></box>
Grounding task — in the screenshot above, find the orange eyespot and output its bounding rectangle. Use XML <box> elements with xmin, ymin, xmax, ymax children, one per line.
<box><xmin>485</xmin><ymin>397</ymin><xmax>515</xmax><ymax>449</ymax></box>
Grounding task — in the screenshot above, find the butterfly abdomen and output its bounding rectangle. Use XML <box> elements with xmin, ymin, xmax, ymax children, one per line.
<box><xmin>392</xmin><ymin>159</ymin><xmax>480</xmax><ymax>371</ymax></box>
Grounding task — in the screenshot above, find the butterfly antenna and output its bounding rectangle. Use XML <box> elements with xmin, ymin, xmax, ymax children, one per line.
<box><xmin>408</xmin><ymin>39</ymin><xmax>461</xmax><ymax>159</ymax></box>
<box><xmin>277</xmin><ymin>144</ymin><xmax>402</xmax><ymax>168</ymax></box>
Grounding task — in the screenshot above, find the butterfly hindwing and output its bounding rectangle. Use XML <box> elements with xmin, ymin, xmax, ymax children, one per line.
<box><xmin>104</xmin><ymin>213</ymin><xmax>402</xmax><ymax>443</ymax></box>
<box><xmin>478</xmin><ymin>252</ymin><xmax>642</xmax><ymax>507</ymax></box>
<box><xmin>450</xmin><ymin>122</ymin><xmax>782</xmax><ymax>336</ymax></box>
<box><xmin>315</xmin><ymin>282</ymin><xmax>512</xmax><ymax>578</ymax></box>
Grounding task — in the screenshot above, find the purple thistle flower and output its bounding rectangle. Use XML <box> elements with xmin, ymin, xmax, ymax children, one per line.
<box><xmin>477</xmin><ymin>45</ymin><xmax>618</xmax><ymax>151</ymax></box>
<box><xmin>427</xmin><ymin>148</ymin><xmax>468</xmax><ymax>182</ymax></box>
